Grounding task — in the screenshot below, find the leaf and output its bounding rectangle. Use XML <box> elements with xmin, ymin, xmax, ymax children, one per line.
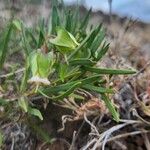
<box><xmin>37</xmin><ymin>51</ymin><xmax>54</xmax><ymax>78</ymax></box>
<box><xmin>29</xmin><ymin>51</ymin><xmax>38</xmax><ymax>77</ymax></box>
<box><xmin>0</xmin><ymin>23</ymin><xmax>13</xmax><ymax>69</ymax></box>
<box><xmin>95</xmin><ymin>42</ymin><xmax>109</xmax><ymax>61</ymax></box>
<box><xmin>86</xmin><ymin>24</ymin><xmax>102</xmax><ymax>49</ymax></box>
<box><xmin>65</xmin><ymin>10</ymin><xmax>73</xmax><ymax>32</ymax></box>
<box><xmin>18</xmin><ymin>97</ymin><xmax>28</xmax><ymax>113</ymax></box>
<box><xmin>83</xmin><ymin>66</ymin><xmax>136</xmax><ymax>75</ymax></box>
<box><xmin>12</xmin><ymin>19</ymin><xmax>22</xmax><ymax>31</ymax></box>
<box><xmin>52</xmin><ymin>82</ymin><xmax>81</xmax><ymax>100</ymax></box>
<box><xmin>41</xmin><ymin>75</ymin><xmax>102</xmax><ymax>95</ymax></box>
<box><xmin>82</xmin><ymin>84</ymin><xmax>114</xmax><ymax>93</ymax></box>
<box><xmin>68</xmin><ymin>25</ymin><xmax>101</xmax><ymax>59</ymax></box>
<box><xmin>51</xmin><ymin>6</ymin><xmax>60</xmax><ymax>34</ymax></box>
<box><xmin>80</xmin><ymin>75</ymin><xmax>102</xmax><ymax>85</ymax></box>
<box><xmin>70</xmin><ymin>7</ymin><xmax>79</xmax><ymax>34</ymax></box>
<box><xmin>20</xmin><ymin>61</ymin><xmax>30</xmax><ymax>93</ymax></box>
<box><xmin>50</xmin><ymin>27</ymin><xmax>79</xmax><ymax>53</ymax></box>
<box><xmin>0</xmin><ymin>98</ymin><xmax>9</xmax><ymax>106</ymax></box>
<box><xmin>90</xmin><ymin>27</ymin><xmax>105</xmax><ymax>55</ymax></box>
<box><xmin>80</xmin><ymin>8</ymin><xmax>91</xmax><ymax>31</ymax></box>
<box><xmin>26</xmin><ymin>29</ymin><xmax>38</xmax><ymax>47</ymax></box>
<box><xmin>0</xmin><ymin>131</ymin><xmax>3</xmax><ymax>147</ymax></box>
<box><xmin>31</xmin><ymin>123</ymin><xmax>51</xmax><ymax>143</ymax></box>
<box><xmin>69</xmin><ymin>58</ymin><xmax>96</xmax><ymax>66</ymax></box>
<box><xmin>59</xmin><ymin>64</ymin><xmax>68</xmax><ymax>82</ymax></box>
<box><xmin>21</xmin><ymin>24</ymin><xmax>30</xmax><ymax>56</ymax></box>
<box><xmin>38</xmin><ymin>19</ymin><xmax>45</xmax><ymax>48</ymax></box>
<box><xmin>28</xmin><ymin>50</ymin><xmax>54</xmax><ymax>84</ymax></box>
<box><xmin>102</xmin><ymin>94</ymin><xmax>120</xmax><ymax>122</ymax></box>
<box><xmin>28</xmin><ymin>107</ymin><xmax>43</xmax><ymax>120</ymax></box>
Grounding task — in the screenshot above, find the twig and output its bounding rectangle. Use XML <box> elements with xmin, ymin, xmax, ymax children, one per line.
<box><xmin>131</xmin><ymin>109</ymin><xmax>150</xmax><ymax>125</ymax></box>
<box><xmin>84</xmin><ymin>119</ymin><xmax>142</xmax><ymax>150</ymax></box>
<box><xmin>82</xmin><ymin>138</ymin><xmax>97</xmax><ymax>150</ymax></box>
<box><xmin>0</xmin><ymin>68</ymin><xmax>25</xmax><ymax>79</ymax></box>
<box><xmin>142</xmin><ymin>132</ymin><xmax>150</xmax><ymax>150</ymax></box>
<box><xmin>84</xmin><ymin>113</ymin><xmax>100</xmax><ymax>136</ymax></box>
<box><xmin>99</xmin><ymin>130</ymin><xmax>150</xmax><ymax>147</ymax></box>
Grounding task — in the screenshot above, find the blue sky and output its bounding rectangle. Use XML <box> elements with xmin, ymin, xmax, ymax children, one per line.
<box><xmin>64</xmin><ymin>0</ymin><xmax>150</xmax><ymax>23</ymax></box>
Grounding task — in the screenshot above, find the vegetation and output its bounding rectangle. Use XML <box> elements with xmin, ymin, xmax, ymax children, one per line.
<box><xmin>0</xmin><ymin>0</ymin><xmax>136</xmax><ymax>147</ymax></box>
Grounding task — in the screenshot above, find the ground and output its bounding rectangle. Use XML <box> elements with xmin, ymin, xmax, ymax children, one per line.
<box><xmin>0</xmin><ymin>1</ymin><xmax>150</xmax><ymax>150</ymax></box>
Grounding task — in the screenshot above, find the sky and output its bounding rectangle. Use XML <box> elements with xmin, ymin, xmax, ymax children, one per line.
<box><xmin>64</xmin><ymin>0</ymin><xmax>150</xmax><ymax>23</ymax></box>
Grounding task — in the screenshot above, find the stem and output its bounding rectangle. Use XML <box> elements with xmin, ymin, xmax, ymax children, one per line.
<box><xmin>35</xmin><ymin>83</ymin><xmax>40</xmax><ymax>93</ymax></box>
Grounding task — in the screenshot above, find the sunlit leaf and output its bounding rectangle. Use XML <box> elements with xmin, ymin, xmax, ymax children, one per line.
<box><xmin>18</xmin><ymin>97</ymin><xmax>28</xmax><ymax>113</ymax></box>
<box><xmin>12</xmin><ymin>19</ymin><xmax>22</xmax><ymax>31</ymax></box>
<box><xmin>28</xmin><ymin>107</ymin><xmax>43</xmax><ymax>120</ymax></box>
<box><xmin>50</xmin><ymin>27</ymin><xmax>79</xmax><ymax>53</ymax></box>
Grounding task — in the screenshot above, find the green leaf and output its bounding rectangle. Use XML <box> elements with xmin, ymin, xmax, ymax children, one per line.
<box><xmin>0</xmin><ymin>23</ymin><xmax>13</xmax><ymax>69</ymax></box>
<box><xmin>41</xmin><ymin>75</ymin><xmax>102</xmax><ymax>95</ymax></box>
<box><xmin>68</xmin><ymin>25</ymin><xmax>101</xmax><ymax>59</ymax></box>
<box><xmin>70</xmin><ymin>7</ymin><xmax>79</xmax><ymax>34</ymax></box>
<box><xmin>90</xmin><ymin>27</ymin><xmax>105</xmax><ymax>55</ymax></box>
<box><xmin>69</xmin><ymin>58</ymin><xmax>96</xmax><ymax>66</ymax></box>
<box><xmin>65</xmin><ymin>10</ymin><xmax>73</xmax><ymax>32</ymax></box>
<box><xmin>37</xmin><ymin>51</ymin><xmax>54</xmax><ymax>78</ymax></box>
<box><xmin>20</xmin><ymin>61</ymin><xmax>30</xmax><ymax>93</ymax></box>
<box><xmin>29</xmin><ymin>51</ymin><xmax>38</xmax><ymax>77</ymax></box>
<box><xmin>80</xmin><ymin>8</ymin><xmax>91</xmax><ymax>31</ymax></box>
<box><xmin>38</xmin><ymin>19</ymin><xmax>45</xmax><ymax>48</ymax></box>
<box><xmin>52</xmin><ymin>82</ymin><xmax>81</xmax><ymax>100</ymax></box>
<box><xmin>28</xmin><ymin>107</ymin><xmax>43</xmax><ymax>120</ymax></box>
<box><xmin>26</xmin><ymin>29</ymin><xmax>38</xmax><ymax>47</ymax></box>
<box><xmin>82</xmin><ymin>84</ymin><xmax>114</xmax><ymax>93</ymax></box>
<box><xmin>80</xmin><ymin>74</ymin><xmax>102</xmax><ymax>85</ymax></box>
<box><xmin>102</xmin><ymin>94</ymin><xmax>120</xmax><ymax>122</ymax></box>
<box><xmin>59</xmin><ymin>64</ymin><xmax>68</xmax><ymax>82</ymax></box>
<box><xmin>28</xmin><ymin>50</ymin><xmax>54</xmax><ymax>79</ymax></box>
<box><xmin>12</xmin><ymin>19</ymin><xmax>22</xmax><ymax>31</ymax></box>
<box><xmin>0</xmin><ymin>98</ymin><xmax>9</xmax><ymax>106</ymax></box>
<box><xmin>85</xmin><ymin>24</ymin><xmax>102</xmax><ymax>49</ymax></box>
<box><xmin>84</xmin><ymin>66</ymin><xmax>136</xmax><ymax>75</ymax></box>
<box><xmin>30</xmin><ymin>123</ymin><xmax>51</xmax><ymax>143</ymax></box>
<box><xmin>18</xmin><ymin>97</ymin><xmax>28</xmax><ymax>113</ymax></box>
<box><xmin>95</xmin><ymin>42</ymin><xmax>109</xmax><ymax>61</ymax></box>
<box><xmin>50</xmin><ymin>27</ymin><xmax>79</xmax><ymax>53</ymax></box>
<box><xmin>51</xmin><ymin>6</ymin><xmax>60</xmax><ymax>34</ymax></box>
<box><xmin>21</xmin><ymin>24</ymin><xmax>30</xmax><ymax>56</ymax></box>
<box><xmin>0</xmin><ymin>131</ymin><xmax>3</xmax><ymax>147</ymax></box>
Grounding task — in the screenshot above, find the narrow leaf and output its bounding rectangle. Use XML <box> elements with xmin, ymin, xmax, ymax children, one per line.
<box><xmin>28</xmin><ymin>107</ymin><xmax>43</xmax><ymax>120</ymax></box>
<box><xmin>69</xmin><ymin>58</ymin><xmax>96</xmax><ymax>66</ymax></box>
<box><xmin>0</xmin><ymin>23</ymin><xmax>13</xmax><ymax>69</ymax></box>
<box><xmin>82</xmin><ymin>84</ymin><xmax>114</xmax><ymax>93</ymax></box>
<box><xmin>80</xmin><ymin>8</ymin><xmax>91</xmax><ymax>31</ymax></box>
<box><xmin>102</xmin><ymin>94</ymin><xmax>120</xmax><ymax>122</ymax></box>
<box><xmin>95</xmin><ymin>42</ymin><xmax>109</xmax><ymax>61</ymax></box>
<box><xmin>84</xmin><ymin>66</ymin><xmax>136</xmax><ymax>75</ymax></box>
<box><xmin>52</xmin><ymin>82</ymin><xmax>81</xmax><ymax>100</ymax></box>
<box><xmin>18</xmin><ymin>97</ymin><xmax>28</xmax><ymax>113</ymax></box>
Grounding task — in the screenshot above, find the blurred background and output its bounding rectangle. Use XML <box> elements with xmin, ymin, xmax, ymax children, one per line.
<box><xmin>65</xmin><ymin>0</ymin><xmax>150</xmax><ymax>23</ymax></box>
<box><xmin>0</xmin><ymin>0</ymin><xmax>150</xmax><ymax>24</ymax></box>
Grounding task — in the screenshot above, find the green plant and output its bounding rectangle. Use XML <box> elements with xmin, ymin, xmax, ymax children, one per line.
<box><xmin>0</xmin><ymin>0</ymin><xmax>136</xmax><ymax>124</ymax></box>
